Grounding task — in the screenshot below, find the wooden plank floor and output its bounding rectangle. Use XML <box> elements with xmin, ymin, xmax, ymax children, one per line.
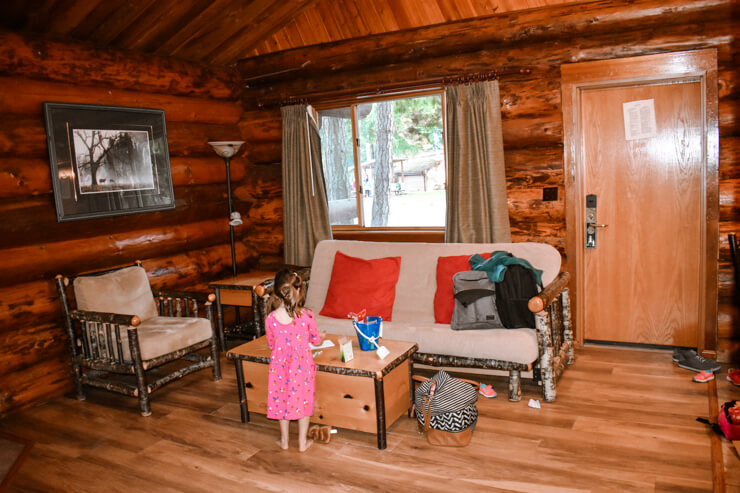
<box><xmin>0</xmin><ymin>346</ymin><xmax>722</xmax><ymax>492</ymax></box>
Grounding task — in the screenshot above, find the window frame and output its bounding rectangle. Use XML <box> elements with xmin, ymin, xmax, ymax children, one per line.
<box><xmin>314</xmin><ymin>88</ymin><xmax>447</xmax><ymax>236</ymax></box>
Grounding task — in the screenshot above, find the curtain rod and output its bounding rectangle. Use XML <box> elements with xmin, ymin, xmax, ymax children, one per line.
<box><xmin>276</xmin><ymin>67</ymin><xmax>531</xmax><ymax>107</ymax></box>
<box><xmin>443</xmin><ymin>67</ymin><xmax>531</xmax><ymax>85</ymax></box>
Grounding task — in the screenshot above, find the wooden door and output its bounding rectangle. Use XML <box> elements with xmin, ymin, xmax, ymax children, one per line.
<box><xmin>581</xmin><ymin>82</ymin><xmax>702</xmax><ymax>345</ymax></box>
<box><xmin>562</xmin><ymin>50</ymin><xmax>719</xmax><ymax>351</ymax></box>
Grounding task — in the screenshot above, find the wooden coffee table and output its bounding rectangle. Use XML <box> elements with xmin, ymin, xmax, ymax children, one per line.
<box><xmin>227</xmin><ymin>334</ymin><xmax>418</xmax><ymax>449</ymax></box>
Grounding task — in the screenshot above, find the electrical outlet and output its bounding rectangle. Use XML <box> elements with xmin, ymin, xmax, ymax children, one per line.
<box><xmin>542</xmin><ymin>187</ymin><xmax>558</xmax><ymax>201</ymax></box>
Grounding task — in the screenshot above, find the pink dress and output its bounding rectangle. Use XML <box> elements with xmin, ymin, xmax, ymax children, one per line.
<box><xmin>265</xmin><ymin>309</ymin><xmax>321</xmax><ymax>420</ymax></box>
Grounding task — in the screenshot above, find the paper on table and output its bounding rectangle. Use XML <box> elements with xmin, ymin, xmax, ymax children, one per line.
<box><xmin>309</xmin><ymin>340</ymin><xmax>335</xmax><ymax>350</ymax></box>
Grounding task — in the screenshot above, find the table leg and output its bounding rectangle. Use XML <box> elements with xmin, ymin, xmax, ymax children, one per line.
<box><xmin>374</xmin><ymin>376</ymin><xmax>386</xmax><ymax>450</ymax></box>
<box><xmin>251</xmin><ymin>289</ymin><xmax>262</xmax><ymax>338</ymax></box>
<box><xmin>408</xmin><ymin>359</ymin><xmax>415</xmax><ymax>417</ymax></box>
<box><xmin>233</xmin><ymin>358</ymin><xmax>250</xmax><ymax>423</ymax></box>
<box><xmin>214</xmin><ymin>287</ymin><xmax>226</xmax><ymax>352</ymax></box>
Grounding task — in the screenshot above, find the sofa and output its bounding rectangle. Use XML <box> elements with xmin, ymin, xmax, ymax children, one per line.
<box><xmin>258</xmin><ymin>240</ymin><xmax>574</xmax><ymax>402</ymax></box>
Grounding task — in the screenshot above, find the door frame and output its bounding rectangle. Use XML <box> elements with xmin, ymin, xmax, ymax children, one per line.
<box><xmin>561</xmin><ymin>49</ymin><xmax>719</xmax><ymax>354</ymax></box>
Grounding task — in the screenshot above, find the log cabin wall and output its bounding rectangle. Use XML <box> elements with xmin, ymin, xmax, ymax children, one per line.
<box><xmin>0</xmin><ymin>31</ymin><xmax>285</xmax><ymax>416</ymax></box>
<box><xmin>236</xmin><ymin>0</ymin><xmax>738</xmax><ymax>359</ymax></box>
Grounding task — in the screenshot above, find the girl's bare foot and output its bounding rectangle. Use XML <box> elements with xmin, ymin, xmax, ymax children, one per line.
<box><xmin>276</xmin><ymin>439</ymin><xmax>288</xmax><ymax>450</ymax></box>
<box><xmin>298</xmin><ymin>439</ymin><xmax>313</xmax><ymax>452</ymax></box>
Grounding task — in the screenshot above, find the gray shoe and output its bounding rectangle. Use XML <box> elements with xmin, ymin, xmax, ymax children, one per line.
<box><xmin>672</xmin><ymin>348</ymin><xmax>693</xmax><ymax>362</ymax></box>
<box><xmin>677</xmin><ymin>350</ymin><xmax>721</xmax><ymax>372</ymax></box>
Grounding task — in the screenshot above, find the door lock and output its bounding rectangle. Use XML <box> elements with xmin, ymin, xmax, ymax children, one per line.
<box><xmin>585</xmin><ymin>194</ymin><xmax>607</xmax><ymax>249</ymax></box>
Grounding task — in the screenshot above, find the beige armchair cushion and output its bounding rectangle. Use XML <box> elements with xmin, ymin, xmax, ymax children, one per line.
<box><xmin>119</xmin><ymin>316</ymin><xmax>213</xmax><ymax>361</ymax></box>
<box><xmin>74</xmin><ymin>266</ymin><xmax>212</xmax><ymax>362</ymax></box>
<box><xmin>74</xmin><ymin>266</ymin><xmax>158</xmax><ymax>321</ymax></box>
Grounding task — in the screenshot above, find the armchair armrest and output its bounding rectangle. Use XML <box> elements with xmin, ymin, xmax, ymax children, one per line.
<box><xmin>70</xmin><ymin>309</ymin><xmax>141</xmax><ymax>327</ymax></box>
<box><xmin>528</xmin><ymin>271</ymin><xmax>570</xmax><ymax>313</ymax></box>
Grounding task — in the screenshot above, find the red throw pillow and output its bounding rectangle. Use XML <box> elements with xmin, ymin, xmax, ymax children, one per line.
<box><xmin>434</xmin><ymin>252</ymin><xmax>491</xmax><ymax>324</ymax></box>
<box><xmin>320</xmin><ymin>251</ymin><xmax>402</xmax><ymax>321</ymax></box>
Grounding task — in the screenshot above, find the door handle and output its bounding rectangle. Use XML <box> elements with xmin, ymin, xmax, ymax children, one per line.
<box><xmin>585</xmin><ymin>194</ymin><xmax>606</xmax><ymax>249</ymax></box>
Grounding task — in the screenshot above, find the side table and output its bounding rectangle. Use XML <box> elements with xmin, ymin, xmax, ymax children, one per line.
<box><xmin>209</xmin><ymin>270</ymin><xmax>276</xmax><ymax>351</ymax></box>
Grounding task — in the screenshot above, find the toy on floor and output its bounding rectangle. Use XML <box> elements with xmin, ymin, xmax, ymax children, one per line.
<box><xmin>308</xmin><ymin>425</ymin><xmax>336</xmax><ymax>444</ymax></box>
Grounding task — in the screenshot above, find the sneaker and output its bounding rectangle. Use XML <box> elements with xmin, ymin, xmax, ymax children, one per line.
<box><xmin>672</xmin><ymin>348</ymin><xmax>693</xmax><ymax>362</ymax></box>
<box><xmin>677</xmin><ymin>350</ymin><xmax>722</xmax><ymax>373</ymax></box>
<box><xmin>479</xmin><ymin>383</ymin><xmax>497</xmax><ymax>398</ymax></box>
<box><xmin>728</xmin><ymin>369</ymin><xmax>740</xmax><ymax>386</ymax></box>
<box><xmin>693</xmin><ymin>370</ymin><xmax>715</xmax><ymax>383</ymax></box>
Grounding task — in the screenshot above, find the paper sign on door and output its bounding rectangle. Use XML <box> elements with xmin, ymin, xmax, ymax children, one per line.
<box><xmin>622</xmin><ymin>99</ymin><xmax>657</xmax><ymax>140</ymax></box>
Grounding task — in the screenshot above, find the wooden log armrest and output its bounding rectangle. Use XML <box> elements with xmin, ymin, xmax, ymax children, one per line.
<box><xmin>528</xmin><ymin>271</ymin><xmax>570</xmax><ymax>313</ymax></box>
<box><xmin>69</xmin><ymin>309</ymin><xmax>141</xmax><ymax>327</ymax></box>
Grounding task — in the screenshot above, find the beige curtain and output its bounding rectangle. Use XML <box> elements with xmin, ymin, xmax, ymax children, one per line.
<box><xmin>281</xmin><ymin>105</ymin><xmax>332</xmax><ymax>266</ymax></box>
<box><xmin>445</xmin><ymin>80</ymin><xmax>511</xmax><ymax>243</ymax></box>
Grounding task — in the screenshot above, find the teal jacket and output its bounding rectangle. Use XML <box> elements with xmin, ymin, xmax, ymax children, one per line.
<box><xmin>469</xmin><ymin>251</ymin><xmax>543</xmax><ymax>287</ymax></box>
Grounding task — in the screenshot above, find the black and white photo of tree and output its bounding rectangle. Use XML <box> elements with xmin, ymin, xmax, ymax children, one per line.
<box><xmin>72</xmin><ymin>129</ymin><xmax>155</xmax><ymax>194</ymax></box>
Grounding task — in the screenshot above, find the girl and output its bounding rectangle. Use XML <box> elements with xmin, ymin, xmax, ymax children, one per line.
<box><xmin>265</xmin><ymin>269</ymin><xmax>323</xmax><ymax>451</ymax></box>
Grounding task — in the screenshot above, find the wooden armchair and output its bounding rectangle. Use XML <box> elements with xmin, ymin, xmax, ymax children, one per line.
<box><xmin>56</xmin><ymin>262</ymin><xmax>221</xmax><ymax>416</ymax></box>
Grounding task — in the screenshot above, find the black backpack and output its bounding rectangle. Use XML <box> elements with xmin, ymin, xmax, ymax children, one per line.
<box><xmin>494</xmin><ymin>263</ymin><xmax>541</xmax><ymax>329</ymax></box>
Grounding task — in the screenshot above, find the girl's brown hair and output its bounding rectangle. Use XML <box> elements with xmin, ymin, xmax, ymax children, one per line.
<box><xmin>270</xmin><ymin>269</ymin><xmax>306</xmax><ymax>318</ymax></box>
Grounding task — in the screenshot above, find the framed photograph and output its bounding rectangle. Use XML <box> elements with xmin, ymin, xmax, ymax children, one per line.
<box><xmin>43</xmin><ymin>102</ymin><xmax>175</xmax><ymax>222</ymax></box>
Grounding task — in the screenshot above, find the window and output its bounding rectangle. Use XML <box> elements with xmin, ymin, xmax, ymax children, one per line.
<box><xmin>318</xmin><ymin>91</ymin><xmax>446</xmax><ymax>230</ymax></box>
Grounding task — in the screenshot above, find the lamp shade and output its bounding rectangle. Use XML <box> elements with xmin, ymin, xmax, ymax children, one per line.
<box><xmin>208</xmin><ymin>141</ymin><xmax>245</xmax><ymax>159</ymax></box>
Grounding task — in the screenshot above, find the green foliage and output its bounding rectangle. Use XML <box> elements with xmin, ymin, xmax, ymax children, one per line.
<box><xmin>356</xmin><ymin>94</ymin><xmax>442</xmax><ymax>162</ymax></box>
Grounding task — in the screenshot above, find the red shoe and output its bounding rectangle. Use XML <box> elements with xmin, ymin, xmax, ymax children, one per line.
<box><xmin>693</xmin><ymin>370</ymin><xmax>714</xmax><ymax>383</ymax></box>
<box><xmin>727</xmin><ymin>369</ymin><xmax>740</xmax><ymax>386</ymax></box>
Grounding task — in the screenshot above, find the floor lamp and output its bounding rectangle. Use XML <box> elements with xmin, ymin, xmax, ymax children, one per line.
<box><xmin>208</xmin><ymin>141</ymin><xmax>245</xmax><ymax>278</ymax></box>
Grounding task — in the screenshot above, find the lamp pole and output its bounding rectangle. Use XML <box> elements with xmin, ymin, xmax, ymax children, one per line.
<box><xmin>208</xmin><ymin>141</ymin><xmax>245</xmax><ymax>278</ymax></box>
<box><xmin>225</xmin><ymin>154</ymin><xmax>237</xmax><ymax>277</ymax></box>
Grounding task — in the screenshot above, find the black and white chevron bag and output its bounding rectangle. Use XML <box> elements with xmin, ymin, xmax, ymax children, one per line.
<box><xmin>414</xmin><ymin>370</ymin><xmax>478</xmax><ymax>444</ymax></box>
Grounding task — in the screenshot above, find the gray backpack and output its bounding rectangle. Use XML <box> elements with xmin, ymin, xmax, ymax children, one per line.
<box><xmin>451</xmin><ymin>270</ymin><xmax>504</xmax><ymax>330</ymax></box>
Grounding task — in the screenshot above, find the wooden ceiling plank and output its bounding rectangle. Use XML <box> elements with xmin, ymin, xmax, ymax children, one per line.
<box><xmin>0</xmin><ymin>0</ymin><xmax>51</xmax><ymax>31</ymax></box>
<box><xmin>385</xmin><ymin>1</ymin><xmax>414</xmax><ymax>30</ymax></box>
<box><xmin>205</xmin><ymin>0</ymin><xmax>321</xmax><ymax>65</ymax></box>
<box><xmin>374</xmin><ymin>0</ymin><xmax>401</xmax><ymax>33</ymax></box>
<box><xmin>416</xmin><ymin>0</ymin><xmax>446</xmax><ymax>25</ymax></box>
<box><xmin>86</xmin><ymin>0</ymin><xmax>159</xmax><ymax>46</ymax></box>
<box><xmin>236</xmin><ymin>0</ymin><xmax>724</xmax><ymax>81</ymax></box>
<box><xmin>153</xmin><ymin>0</ymin><xmax>232</xmax><ymax>57</ymax></box>
<box><xmin>312</xmin><ymin>1</ymin><xmax>347</xmax><ymax>42</ymax></box>
<box><xmin>110</xmin><ymin>0</ymin><xmax>213</xmax><ymax>51</ymax></box>
<box><xmin>331</xmin><ymin>2</ymin><xmax>364</xmax><ymax>39</ymax></box>
<box><xmin>300</xmin><ymin>8</ymin><xmax>332</xmax><ymax>46</ymax></box>
<box><xmin>68</xmin><ymin>0</ymin><xmax>126</xmax><ymax>39</ymax></box>
<box><xmin>175</xmin><ymin>0</ymin><xmax>290</xmax><ymax>60</ymax></box>
<box><xmin>43</xmin><ymin>0</ymin><xmax>104</xmax><ymax>35</ymax></box>
<box><xmin>360</xmin><ymin>1</ymin><xmax>390</xmax><ymax>35</ymax></box>
<box><xmin>337</xmin><ymin>0</ymin><xmax>366</xmax><ymax>39</ymax></box>
<box><xmin>282</xmin><ymin>18</ymin><xmax>306</xmax><ymax>50</ymax></box>
<box><xmin>435</xmin><ymin>0</ymin><xmax>464</xmax><ymax>21</ymax></box>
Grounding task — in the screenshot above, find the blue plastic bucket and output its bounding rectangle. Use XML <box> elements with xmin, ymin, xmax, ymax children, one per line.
<box><xmin>353</xmin><ymin>316</ymin><xmax>382</xmax><ymax>351</ymax></box>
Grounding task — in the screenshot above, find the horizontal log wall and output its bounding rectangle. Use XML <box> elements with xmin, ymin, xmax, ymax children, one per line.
<box><xmin>0</xmin><ymin>31</ymin><xmax>284</xmax><ymax>416</ymax></box>
<box><xmin>237</xmin><ymin>0</ymin><xmax>738</xmax><ymax>360</ymax></box>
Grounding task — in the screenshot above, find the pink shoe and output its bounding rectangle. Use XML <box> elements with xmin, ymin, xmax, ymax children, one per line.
<box><xmin>479</xmin><ymin>383</ymin><xmax>497</xmax><ymax>398</ymax></box>
<box><xmin>693</xmin><ymin>370</ymin><xmax>714</xmax><ymax>383</ymax></box>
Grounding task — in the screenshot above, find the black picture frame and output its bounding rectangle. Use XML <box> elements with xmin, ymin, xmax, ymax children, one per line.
<box><xmin>43</xmin><ymin>102</ymin><xmax>175</xmax><ymax>222</ymax></box>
